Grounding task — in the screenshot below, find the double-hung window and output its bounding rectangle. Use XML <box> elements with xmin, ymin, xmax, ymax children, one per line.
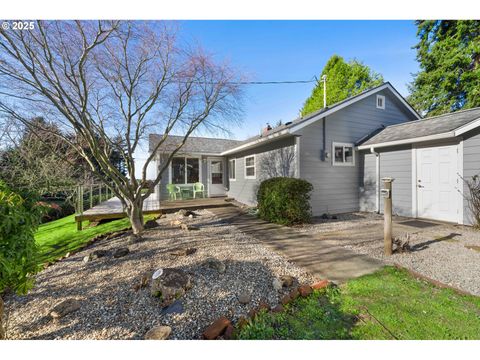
<box><xmin>171</xmin><ymin>157</ymin><xmax>200</xmax><ymax>184</ymax></box>
<box><xmin>332</xmin><ymin>142</ymin><xmax>355</xmax><ymax>166</ymax></box>
<box><xmin>244</xmin><ymin>155</ymin><xmax>256</xmax><ymax>179</ymax></box>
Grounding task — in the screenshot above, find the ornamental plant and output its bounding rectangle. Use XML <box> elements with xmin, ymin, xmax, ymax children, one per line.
<box><xmin>257</xmin><ymin>177</ymin><xmax>313</xmax><ymax>225</ymax></box>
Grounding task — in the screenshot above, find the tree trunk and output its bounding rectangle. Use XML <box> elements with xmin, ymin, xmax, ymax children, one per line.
<box><xmin>127</xmin><ymin>199</ymin><xmax>144</xmax><ymax>235</ymax></box>
<box><xmin>0</xmin><ymin>296</ymin><xmax>5</xmax><ymax>340</ymax></box>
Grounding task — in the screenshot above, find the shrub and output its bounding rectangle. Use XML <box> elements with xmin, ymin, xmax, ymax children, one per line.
<box><xmin>257</xmin><ymin>177</ymin><xmax>313</xmax><ymax>225</ymax></box>
<box><xmin>464</xmin><ymin>174</ymin><xmax>480</xmax><ymax>228</ymax></box>
<box><xmin>0</xmin><ymin>181</ymin><xmax>43</xmax><ymax>295</ymax></box>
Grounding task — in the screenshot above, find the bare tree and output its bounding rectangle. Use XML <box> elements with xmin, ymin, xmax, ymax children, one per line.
<box><xmin>0</xmin><ymin>21</ymin><xmax>243</xmax><ymax>234</ymax></box>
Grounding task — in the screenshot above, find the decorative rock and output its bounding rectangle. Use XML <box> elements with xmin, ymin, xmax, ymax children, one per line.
<box><xmin>223</xmin><ymin>324</ymin><xmax>235</xmax><ymax>340</ymax></box>
<box><xmin>83</xmin><ymin>255</ymin><xmax>91</xmax><ymax>263</ymax></box>
<box><xmin>170</xmin><ymin>219</ymin><xmax>182</xmax><ymax>227</ymax></box>
<box><xmin>280</xmin><ymin>294</ymin><xmax>291</xmax><ymax>305</ymax></box>
<box><xmin>181</xmin><ymin>223</ymin><xmax>200</xmax><ymax>231</ymax></box>
<box><xmin>91</xmin><ymin>249</ymin><xmax>109</xmax><ymax>259</ymax></box>
<box><xmin>160</xmin><ymin>299</ymin><xmax>184</xmax><ymax>315</ymax></box>
<box><xmin>170</xmin><ymin>248</ymin><xmax>197</xmax><ymax>257</ymax></box>
<box><xmin>144</xmin><ymin>219</ymin><xmax>160</xmax><ymax>229</ymax></box>
<box><xmin>271</xmin><ymin>304</ymin><xmax>284</xmax><ymax>313</ymax></box>
<box><xmin>311</xmin><ymin>279</ymin><xmax>329</xmax><ymax>290</ymax></box>
<box><xmin>237</xmin><ymin>292</ymin><xmax>251</xmax><ymax>305</ymax></box>
<box><xmin>113</xmin><ymin>247</ymin><xmax>130</xmax><ymax>258</ymax></box>
<box><xmin>202</xmin><ymin>316</ymin><xmax>231</xmax><ymax>340</ymax></box>
<box><xmin>289</xmin><ymin>288</ymin><xmax>299</xmax><ymax>300</ymax></box>
<box><xmin>50</xmin><ymin>299</ymin><xmax>81</xmax><ymax>319</ymax></box>
<box><xmin>65</xmin><ymin>252</ymin><xmax>70</xmax><ymax>258</ymax></box>
<box><xmin>247</xmin><ymin>308</ymin><xmax>257</xmax><ymax>320</ymax></box>
<box><xmin>298</xmin><ymin>285</ymin><xmax>313</xmax><ymax>298</ymax></box>
<box><xmin>133</xmin><ymin>273</ymin><xmax>150</xmax><ymax>291</ymax></box>
<box><xmin>144</xmin><ymin>326</ymin><xmax>172</xmax><ymax>340</ymax></box>
<box><xmin>280</xmin><ymin>275</ymin><xmax>295</xmax><ymax>287</ymax></box>
<box><xmin>204</xmin><ymin>258</ymin><xmax>226</xmax><ymax>274</ymax></box>
<box><xmin>272</xmin><ymin>278</ymin><xmax>283</xmax><ymax>291</ymax></box>
<box><xmin>150</xmin><ymin>268</ymin><xmax>192</xmax><ymax>307</ymax></box>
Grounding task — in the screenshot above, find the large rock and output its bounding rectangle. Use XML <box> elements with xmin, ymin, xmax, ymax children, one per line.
<box><xmin>150</xmin><ymin>268</ymin><xmax>192</xmax><ymax>307</ymax></box>
<box><xmin>50</xmin><ymin>299</ymin><xmax>81</xmax><ymax>319</ymax></box>
<box><xmin>113</xmin><ymin>247</ymin><xmax>130</xmax><ymax>258</ymax></box>
<box><xmin>298</xmin><ymin>285</ymin><xmax>313</xmax><ymax>298</ymax></box>
<box><xmin>237</xmin><ymin>292</ymin><xmax>251</xmax><ymax>305</ymax></box>
<box><xmin>144</xmin><ymin>326</ymin><xmax>172</xmax><ymax>340</ymax></box>
<box><xmin>202</xmin><ymin>317</ymin><xmax>231</xmax><ymax>340</ymax></box>
<box><xmin>91</xmin><ymin>249</ymin><xmax>109</xmax><ymax>259</ymax></box>
<box><xmin>272</xmin><ymin>278</ymin><xmax>283</xmax><ymax>291</ymax></box>
<box><xmin>144</xmin><ymin>219</ymin><xmax>160</xmax><ymax>229</ymax></box>
<box><xmin>204</xmin><ymin>258</ymin><xmax>226</xmax><ymax>274</ymax></box>
<box><xmin>280</xmin><ymin>275</ymin><xmax>296</xmax><ymax>287</ymax></box>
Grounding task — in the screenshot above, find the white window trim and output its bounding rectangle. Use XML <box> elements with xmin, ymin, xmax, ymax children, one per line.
<box><xmin>244</xmin><ymin>155</ymin><xmax>256</xmax><ymax>179</ymax></box>
<box><xmin>332</xmin><ymin>142</ymin><xmax>355</xmax><ymax>167</ymax></box>
<box><xmin>376</xmin><ymin>95</ymin><xmax>385</xmax><ymax>110</ymax></box>
<box><xmin>168</xmin><ymin>155</ymin><xmax>202</xmax><ymax>185</ymax></box>
<box><xmin>229</xmin><ymin>158</ymin><xmax>236</xmax><ymax>181</ymax></box>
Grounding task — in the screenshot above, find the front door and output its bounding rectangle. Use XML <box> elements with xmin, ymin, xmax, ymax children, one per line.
<box><xmin>416</xmin><ymin>144</ymin><xmax>458</xmax><ymax>222</ymax></box>
<box><xmin>209</xmin><ymin>159</ymin><xmax>225</xmax><ymax>196</ymax></box>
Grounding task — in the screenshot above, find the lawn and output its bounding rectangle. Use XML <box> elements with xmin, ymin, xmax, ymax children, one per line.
<box><xmin>35</xmin><ymin>214</ymin><xmax>154</xmax><ymax>265</ymax></box>
<box><xmin>236</xmin><ymin>267</ymin><xmax>480</xmax><ymax>340</ymax></box>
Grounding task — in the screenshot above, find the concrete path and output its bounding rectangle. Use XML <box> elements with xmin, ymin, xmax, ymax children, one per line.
<box><xmin>209</xmin><ymin>207</ymin><xmax>384</xmax><ymax>284</ymax></box>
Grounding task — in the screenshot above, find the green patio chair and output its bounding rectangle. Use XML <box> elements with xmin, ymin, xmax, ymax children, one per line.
<box><xmin>166</xmin><ymin>184</ymin><xmax>181</xmax><ymax>200</ymax></box>
<box><xmin>193</xmin><ymin>182</ymin><xmax>205</xmax><ymax>199</ymax></box>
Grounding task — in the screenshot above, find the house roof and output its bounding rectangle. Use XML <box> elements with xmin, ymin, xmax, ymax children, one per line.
<box><xmin>221</xmin><ymin>82</ymin><xmax>420</xmax><ymax>155</ymax></box>
<box><xmin>148</xmin><ymin>134</ymin><xmax>242</xmax><ymax>155</ymax></box>
<box><xmin>358</xmin><ymin>107</ymin><xmax>480</xmax><ymax>149</ymax></box>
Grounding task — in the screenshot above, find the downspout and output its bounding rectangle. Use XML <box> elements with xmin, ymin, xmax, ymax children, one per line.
<box><xmin>370</xmin><ymin>146</ymin><xmax>380</xmax><ymax>213</ymax></box>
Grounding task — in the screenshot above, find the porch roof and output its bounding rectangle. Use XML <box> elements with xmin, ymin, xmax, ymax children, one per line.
<box><xmin>149</xmin><ymin>134</ymin><xmax>242</xmax><ymax>155</ymax></box>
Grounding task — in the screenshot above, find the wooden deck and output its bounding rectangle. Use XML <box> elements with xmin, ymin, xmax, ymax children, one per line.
<box><xmin>74</xmin><ymin>195</ymin><xmax>233</xmax><ymax>230</ymax></box>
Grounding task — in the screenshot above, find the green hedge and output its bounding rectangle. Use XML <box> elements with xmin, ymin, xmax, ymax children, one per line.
<box><xmin>257</xmin><ymin>177</ymin><xmax>313</xmax><ymax>225</ymax></box>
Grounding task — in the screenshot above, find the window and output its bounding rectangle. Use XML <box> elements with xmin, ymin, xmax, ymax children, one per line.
<box><xmin>244</xmin><ymin>155</ymin><xmax>256</xmax><ymax>179</ymax></box>
<box><xmin>229</xmin><ymin>159</ymin><xmax>236</xmax><ymax>180</ymax></box>
<box><xmin>171</xmin><ymin>157</ymin><xmax>200</xmax><ymax>184</ymax></box>
<box><xmin>376</xmin><ymin>95</ymin><xmax>385</xmax><ymax>109</ymax></box>
<box><xmin>332</xmin><ymin>142</ymin><xmax>355</xmax><ymax>166</ymax></box>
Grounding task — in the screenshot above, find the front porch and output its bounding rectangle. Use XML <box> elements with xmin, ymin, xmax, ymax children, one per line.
<box><xmin>74</xmin><ymin>194</ymin><xmax>233</xmax><ymax>230</ymax></box>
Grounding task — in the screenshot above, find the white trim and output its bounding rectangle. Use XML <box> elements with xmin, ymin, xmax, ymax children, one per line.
<box><xmin>244</xmin><ymin>154</ymin><xmax>256</xmax><ymax>179</ymax></box>
<box><xmin>332</xmin><ymin>142</ymin><xmax>355</xmax><ymax>166</ymax></box>
<box><xmin>228</xmin><ymin>158</ymin><xmax>236</xmax><ymax>181</ymax></box>
<box><xmin>454</xmin><ymin>117</ymin><xmax>480</xmax><ymax>136</ymax></box>
<box><xmin>376</xmin><ymin>95</ymin><xmax>385</xmax><ymax>110</ymax></box>
<box><xmin>168</xmin><ymin>155</ymin><xmax>202</xmax><ymax>185</ymax></box>
<box><xmin>221</xmin><ymin>130</ymin><xmax>290</xmax><ymax>155</ymax></box>
<box><xmin>411</xmin><ymin>145</ymin><xmax>418</xmax><ymax>218</ymax></box>
<box><xmin>295</xmin><ymin>136</ymin><xmax>301</xmax><ymax>178</ymax></box>
<box><xmin>358</xmin><ymin>132</ymin><xmax>455</xmax><ymax>150</ymax></box>
<box><xmin>457</xmin><ymin>140</ymin><xmax>464</xmax><ymax>224</ymax></box>
<box><xmin>289</xmin><ymin>83</ymin><xmax>421</xmax><ymax>134</ymax></box>
<box><xmin>207</xmin><ymin>157</ymin><xmax>226</xmax><ymax>197</ymax></box>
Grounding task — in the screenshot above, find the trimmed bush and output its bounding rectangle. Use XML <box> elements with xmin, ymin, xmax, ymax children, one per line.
<box><xmin>257</xmin><ymin>177</ymin><xmax>313</xmax><ymax>225</ymax></box>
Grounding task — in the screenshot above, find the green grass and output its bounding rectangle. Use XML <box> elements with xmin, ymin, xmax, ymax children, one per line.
<box><xmin>35</xmin><ymin>214</ymin><xmax>154</xmax><ymax>265</ymax></box>
<box><xmin>236</xmin><ymin>267</ymin><xmax>480</xmax><ymax>340</ymax></box>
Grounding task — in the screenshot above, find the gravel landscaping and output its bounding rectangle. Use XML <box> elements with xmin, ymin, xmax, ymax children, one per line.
<box><xmin>296</xmin><ymin>212</ymin><xmax>480</xmax><ymax>296</ymax></box>
<box><xmin>3</xmin><ymin>209</ymin><xmax>316</xmax><ymax>340</ymax></box>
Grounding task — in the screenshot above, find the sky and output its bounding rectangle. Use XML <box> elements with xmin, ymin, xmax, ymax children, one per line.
<box><xmin>136</xmin><ymin>20</ymin><xmax>421</xmax><ymax>177</ymax></box>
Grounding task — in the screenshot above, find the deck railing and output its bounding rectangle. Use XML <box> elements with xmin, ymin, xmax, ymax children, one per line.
<box><xmin>74</xmin><ymin>182</ymin><xmax>116</xmax><ymax>216</ymax></box>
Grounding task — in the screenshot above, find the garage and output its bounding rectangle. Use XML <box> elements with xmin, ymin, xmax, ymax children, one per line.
<box><xmin>359</xmin><ymin>107</ymin><xmax>480</xmax><ymax>226</ymax></box>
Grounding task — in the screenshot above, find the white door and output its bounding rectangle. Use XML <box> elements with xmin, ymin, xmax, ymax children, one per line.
<box><xmin>416</xmin><ymin>145</ymin><xmax>459</xmax><ymax>222</ymax></box>
<box><xmin>209</xmin><ymin>159</ymin><xmax>225</xmax><ymax>196</ymax></box>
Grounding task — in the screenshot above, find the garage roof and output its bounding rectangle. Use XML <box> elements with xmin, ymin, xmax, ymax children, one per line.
<box><xmin>358</xmin><ymin>107</ymin><xmax>480</xmax><ymax>149</ymax></box>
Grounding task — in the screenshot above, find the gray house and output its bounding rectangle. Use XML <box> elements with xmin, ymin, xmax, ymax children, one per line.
<box><xmin>149</xmin><ymin>82</ymin><xmax>480</xmax><ymax>225</ymax></box>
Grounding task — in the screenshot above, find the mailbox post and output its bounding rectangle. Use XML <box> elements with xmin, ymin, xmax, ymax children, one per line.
<box><xmin>382</xmin><ymin>178</ymin><xmax>394</xmax><ymax>256</ymax></box>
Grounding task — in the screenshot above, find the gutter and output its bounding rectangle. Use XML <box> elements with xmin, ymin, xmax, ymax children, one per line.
<box><xmin>220</xmin><ymin>129</ymin><xmax>291</xmax><ymax>156</ymax></box>
<box><xmin>358</xmin><ymin>131</ymin><xmax>455</xmax><ymax>150</ymax></box>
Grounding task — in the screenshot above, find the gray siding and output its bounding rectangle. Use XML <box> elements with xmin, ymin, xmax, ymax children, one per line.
<box><xmin>463</xmin><ymin>128</ymin><xmax>480</xmax><ymax>225</ymax></box>
<box><xmin>296</xmin><ymin>89</ymin><xmax>413</xmax><ymax>215</ymax></box>
<box><xmin>227</xmin><ymin>136</ymin><xmax>297</xmax><ymax>206</ymax></box>
<box><xmin>359</xmin><ymin>152</ymin><xmax>377</xmax><ymax>212</ymax></box>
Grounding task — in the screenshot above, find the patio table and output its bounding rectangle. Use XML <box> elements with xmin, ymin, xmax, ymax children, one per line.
<box><xmin>178</xmin><ymin>184</ymin><xmax>194</xmax><ymax>199</ymax></box>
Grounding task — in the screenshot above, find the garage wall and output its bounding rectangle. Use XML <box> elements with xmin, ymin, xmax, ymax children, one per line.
<box><xmin>463</xmin><ymin>128</ymin><xmax>480</xmax><ymax>225</ymax></box>
<box><xmin>359</xmin><ymin>145</ymin><xmax>413</xmax><ymax>217</ymax></box>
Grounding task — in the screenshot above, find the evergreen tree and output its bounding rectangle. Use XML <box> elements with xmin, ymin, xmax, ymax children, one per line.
<box><xmin>301</xmin><ymin>55</ymin><xmax>384</xmax><ymax>116</ymax></box>
<box><xmin>408</xmin><ymin>20</ymin><xmax>480</xmax><ymax>116</ymax></box>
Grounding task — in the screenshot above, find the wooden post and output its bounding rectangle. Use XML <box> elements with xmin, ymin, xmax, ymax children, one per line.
<box><xmin>382</xmin><ymin>178</ymin><xmax>394</xmax><ymax>256</ymax></box>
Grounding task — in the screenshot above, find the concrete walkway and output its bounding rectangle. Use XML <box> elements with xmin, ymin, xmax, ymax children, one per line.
<box><xmin>209</xmin><ymin>207</ymin><xmax>384</xmax><ymax>284</ymax></box>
